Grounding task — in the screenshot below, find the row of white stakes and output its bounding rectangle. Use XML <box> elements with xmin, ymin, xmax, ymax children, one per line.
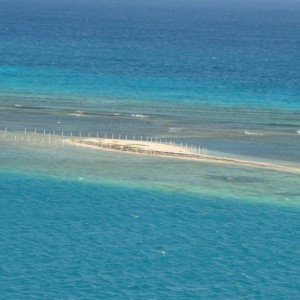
<box><xmin>2</xmin><ymin>128</ymin><xmax>208</xmax><ymax>155</ymax></box>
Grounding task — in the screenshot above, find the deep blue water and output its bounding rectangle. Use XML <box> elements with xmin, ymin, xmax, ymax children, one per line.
<box><xmin>0</xmin><ymin>0</ymin><xmax>299</xmax><ymax>162</ymax></box>
<box><xmin>0</xmin><ymin>0</ymin><xmax>299</xmax><ymax>107</ymax></box>
<box><xmin>1</xmin><ymin>173</ymin><xmax>300</xmax><ymax>299</ymax></box>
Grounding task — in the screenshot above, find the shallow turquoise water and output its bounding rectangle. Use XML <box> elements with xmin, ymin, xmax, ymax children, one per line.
<box><xmin>1</xmin><ymin>0</ymin><xmax>300</xmax><ymax>298</ymax></box>
<box><xmin>1</xmin><ymin>171</ymin><xmax>300</xmax><ymax>299</ymax></box>
<box><xmin>1</xmin><ymin>138</ymin><xmax>300</xmax><ymax>203</ymax></box>
<box><xmin>1</xmin><ymin>137</ymin><xmax>300</xmax><ymax>299</ymax></box>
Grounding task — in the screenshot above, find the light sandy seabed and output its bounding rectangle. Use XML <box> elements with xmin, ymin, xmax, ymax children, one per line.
<box><xmin>68</xmin><ymin>138</ymin><xmax>300</xmax><ymax>174</ymax></box>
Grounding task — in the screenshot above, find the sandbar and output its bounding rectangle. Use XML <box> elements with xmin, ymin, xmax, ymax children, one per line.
<box><xmin>68</xmin><ymin>138</ymin><xmax>300</xmax><ymax>174</ymax></box>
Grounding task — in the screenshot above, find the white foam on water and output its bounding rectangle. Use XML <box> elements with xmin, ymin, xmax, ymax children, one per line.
<box><xmin>244</xmin><ymin>131</ymin><xmax>263</xmax><ymax>136</ymax></box>
<box><xmin>69</xmin><ymin>113</ymin><xmax>83</xmax><ymax>117</ymax></box>
<box><xmin>131</xmin><ymin>114</ymin><xmax>148</xmax><ymax>118</ymax></box>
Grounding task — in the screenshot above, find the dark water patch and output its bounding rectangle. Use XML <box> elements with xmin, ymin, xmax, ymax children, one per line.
<box><xmin>266</xmin><ymin>123</ymin><xmax>300</xmax><ymax>128</ymax></box>
<box><xmin>13</xmin><ymin>104</ymin><xmax>46</xmax><ymax>110</ymax></box>
<box><xmin>205</xmin><ymin>174</ymin><xmax>267</xmax><ymax>184</ymax></box>
<box><xmin>275</xmin><ymin>192</ymin><xmax>300</xmax><ymax>198</ymax></box>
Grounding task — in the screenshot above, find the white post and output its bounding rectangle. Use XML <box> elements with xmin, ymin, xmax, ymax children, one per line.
<box><xmin>62</xmin><ymin>131</ymin><xmax>64</xmax><ymax>136</ymax></box>
<box><xmin>71</xmin><ymin>131</ymin><xmax>73</xmax><ymax>137</ymax></box>
<box><xmin>105</xmin><ymin>133</ymin><xmax>107</xmax><ymax>139</ymax></box>
<box><xmin>126</xmin><ymin>134</ymin><xmax>127</xmax><ymax>140</ymax></box>
<box><xmin>112</xmin><ymin>134</ymin><xmax>114</xmax><ymax>139</ymax></box>
<box><xmin>25</xmin><ymin>128</ymin><xmax>27</xmax><ymax>134</ymax></box>
<box><xmin>119</xmin><ymin>134</ymin><xmax>121</xmax><ymax>139</ymax></box>
<box><xmin>79</xmin><ymin>132</ymin><xmax>81</xmax><ymax>137</ymax></box>
<box><xmin>35</xmin><ymin>128</ymin><xmax>37</xmax><ymax>134</ymax></box>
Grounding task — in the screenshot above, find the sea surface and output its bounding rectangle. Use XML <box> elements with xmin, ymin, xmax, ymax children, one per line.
<box><xmin>0</xmin><ymin>0</ymin><xmax>300</xmax><ymax>298</ymax></box>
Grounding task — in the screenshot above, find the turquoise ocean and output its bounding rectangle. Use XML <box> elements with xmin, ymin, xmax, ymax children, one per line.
<box><xmin>0</xmin><ymin>0</ymin><xmax>300</xmax><ymax>298</ymax></box>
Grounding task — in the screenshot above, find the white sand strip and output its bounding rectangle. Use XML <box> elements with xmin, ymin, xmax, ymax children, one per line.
<box><xmin>67</xmin><ymin>138</ymin><xmax>300</xmax><ymax>174</ymax></box>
